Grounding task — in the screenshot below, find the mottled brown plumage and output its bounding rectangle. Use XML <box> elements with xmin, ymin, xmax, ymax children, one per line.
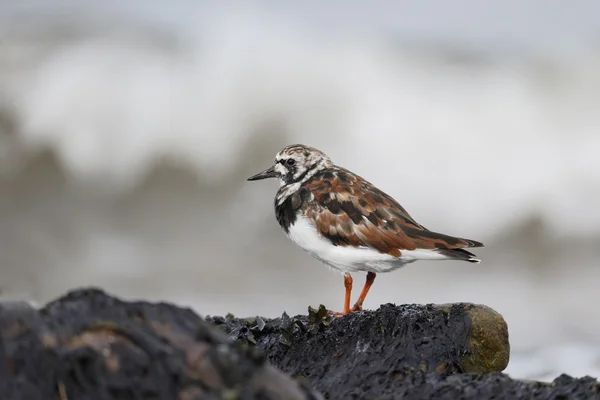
<box><xmin>302</xmin><ymin>166</ymin><xmax>482</xmax><ymax>259</ymax></box>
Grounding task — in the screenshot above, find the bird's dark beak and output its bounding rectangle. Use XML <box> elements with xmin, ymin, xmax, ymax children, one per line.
<box><xmin>247</xmin><ymin>165</ymin><xmax>277</xmax><ymax>181</ymax></box>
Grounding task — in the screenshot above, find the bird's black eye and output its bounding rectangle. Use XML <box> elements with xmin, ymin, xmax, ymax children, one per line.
<box><xmin>286</xmin><ymin>158</ymin><xmax>296</xmax><ymax>166</ymax></box>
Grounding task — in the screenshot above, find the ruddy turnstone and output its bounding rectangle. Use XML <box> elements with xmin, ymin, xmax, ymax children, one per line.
<box><xmin>248</xmin><ymin>144</ymin><xmax>483</xmax><ymax>315</ymax></box>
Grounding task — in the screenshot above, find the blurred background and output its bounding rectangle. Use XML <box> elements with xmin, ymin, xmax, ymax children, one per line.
<box><xmin>0</xmin><ymin>0</ymin><xmax>599</xmax><ymax>382</ymax></box>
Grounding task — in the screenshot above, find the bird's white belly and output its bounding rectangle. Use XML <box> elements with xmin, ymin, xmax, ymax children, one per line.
<box><xmin>286</xmin><ymin>215</ymin><xmax>408</xmax><ymax>273</ymax></box>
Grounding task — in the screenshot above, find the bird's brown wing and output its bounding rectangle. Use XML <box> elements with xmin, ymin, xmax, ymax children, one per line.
<box><xmin>303</xmin><ymin>168</ymin><xmax>483</xmax><ymax>258</ymax></box>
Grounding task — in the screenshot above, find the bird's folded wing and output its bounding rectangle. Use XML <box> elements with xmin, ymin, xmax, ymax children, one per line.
<box><xmin>304</xmin><ymin>168</ymin><xmax>482</xmax><ymax>257</ymax></box>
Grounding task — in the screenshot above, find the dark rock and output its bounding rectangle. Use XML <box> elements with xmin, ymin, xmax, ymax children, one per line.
<box><xmin>0</xmin><ymin>288</ymin><xmax>322</xmax><ymax>400</ymax></box>
<box><xmin>1</xmin><ymin>288</ymin><xmax>598</xmax><ymax>400</ymax></box>
<box><xmin>210</xmin><ymin>303</ymin><xmax>599</xmax><ymax>399</ymax></box>
<box><xmin>351</xmin><ymin>369</ymin><xmax>599</xmax><ymax>400</ymax></box>
<box><xmin>209</xmin><ymin>303</ymin><xmax>510</xmax><ymax>378</ymax></box>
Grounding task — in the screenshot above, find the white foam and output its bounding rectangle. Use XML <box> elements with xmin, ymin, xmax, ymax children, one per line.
<box><xmin>508</xmin><ymin>344</ymin><xmax>600</xmax><ymax>382</ymax></box>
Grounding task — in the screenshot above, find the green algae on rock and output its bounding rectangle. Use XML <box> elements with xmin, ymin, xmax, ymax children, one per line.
<box><xmin>457</xmin><ymin>303</ymin><xmax>510</xmax><ymax>373</ymax></box>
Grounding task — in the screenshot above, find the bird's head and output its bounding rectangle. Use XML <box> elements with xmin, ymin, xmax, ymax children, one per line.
<box><xmin>247</xmin><ymin>144</ymin><xmax>332</xmax><ymax>186</ymax></box>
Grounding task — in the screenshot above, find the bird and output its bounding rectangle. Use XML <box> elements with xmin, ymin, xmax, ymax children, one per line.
<box><xmin>247</xmin><ymin>144</ymin><xmax>483</xmax><ymax>315</ymax></box>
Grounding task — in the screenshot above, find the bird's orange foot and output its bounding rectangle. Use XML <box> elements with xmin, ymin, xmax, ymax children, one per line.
<box><xmin>350</xmin><ymin>303</ymin><xmax>363</xmax><ymax>312</ymax></box>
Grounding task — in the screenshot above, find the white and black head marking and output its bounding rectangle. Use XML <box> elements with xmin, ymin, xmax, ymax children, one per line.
<box><xmin>273</xmin><ymin>145</ymin><xmax>331</xmax><ymax>185</ymax></box>
<box><xmin>247</xmin><ymin>144</ymin><xmax>332</xmax><ymax>186</ymax></box>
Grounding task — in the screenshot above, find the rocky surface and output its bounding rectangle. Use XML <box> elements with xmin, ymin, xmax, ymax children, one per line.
<box><xmin>209</xmin><ymin>302</ymin><xmax>510</xmax><ymax>377</ymax></box>
<box><xmin>0</xmin><ymin>288</ymin><xmax>597</xmax><ymax>400</ymax></box>
<box><xmin>210</xmin><ymin>303</ymin><xmax>599</xmax><ymax>399</ymax></box>
<box><xmin>337</xmin><ymin>370</ymin><xmax>598</xmax><ymax>400</ymax></box>
<box><xmin>0</xmin><ymin>288</ymin><xmax>322</xmax><ymax>400</ymax></box>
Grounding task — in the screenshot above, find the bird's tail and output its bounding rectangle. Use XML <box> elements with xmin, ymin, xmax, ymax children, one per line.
<box><xmin>437</xmin><ymin>248</ymin><xmax>481</xmax><ymax>263</ymax></box>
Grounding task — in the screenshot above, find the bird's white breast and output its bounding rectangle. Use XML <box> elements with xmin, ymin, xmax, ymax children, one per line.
<box><xmin>286</xmin><ymin>214</ymin><xmax>455</xmax><ymax>273</ymax></box>
<box><xmin>286</xmin><ymin>214</ymin><xmax>405</xmax><ymax>273</ymax></box>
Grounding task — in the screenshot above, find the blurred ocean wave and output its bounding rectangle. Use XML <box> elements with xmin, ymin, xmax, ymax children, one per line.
<box><xmin>0</xmin><ymin>1</ymin><xmax>599</xmax><ymax>382</ymax></box>
<box><xmin>1</xmin><ymin>9</ymin><xmax>600</xmax><ymax>235</ymax></box>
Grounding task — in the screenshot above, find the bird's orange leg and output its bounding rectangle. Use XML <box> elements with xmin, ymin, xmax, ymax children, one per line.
<box><xmin>329</xmin><ymin>273</ymin><xmax>353</xmax><ymax>317</ymax></box>
<box><xmin>343</xmin><ymin>273</ymin><xmax>353</xmax><ymax>314</ymax></box>
<box><xmin>351</xmin><ymin>272</ymin><xmax>376</xmax><ymax>312</ymax></box>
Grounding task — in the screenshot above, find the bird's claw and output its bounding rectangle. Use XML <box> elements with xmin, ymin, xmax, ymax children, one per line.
<box><xmin>350</xmin><ymin>303</ymin><xmax>363</xmax><ymax>312</ymax></box>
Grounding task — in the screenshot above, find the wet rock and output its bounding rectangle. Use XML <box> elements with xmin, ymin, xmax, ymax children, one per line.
<box><xmin>0</xmin><ymin>288</ymin><xmax>322</xmax><ymax>400</ymax></box>
<box><xmin>1</xmin><ymin>288</ymin><xmax>597</xmax><ymax>400</ymax></box>
<box><xmin>345</xmin><ymin>369</ymin><xmax>599</xmax><ymax>400</ymax></box>
<box><xmin>209</xmin><ymin>303</ymin><xmax>599</xmax><ymax>399</ymax></box>
<box><xmin>209</xmin><ymin>302</ymin><xmax>510</xmax><ymax>378</ymax></box>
